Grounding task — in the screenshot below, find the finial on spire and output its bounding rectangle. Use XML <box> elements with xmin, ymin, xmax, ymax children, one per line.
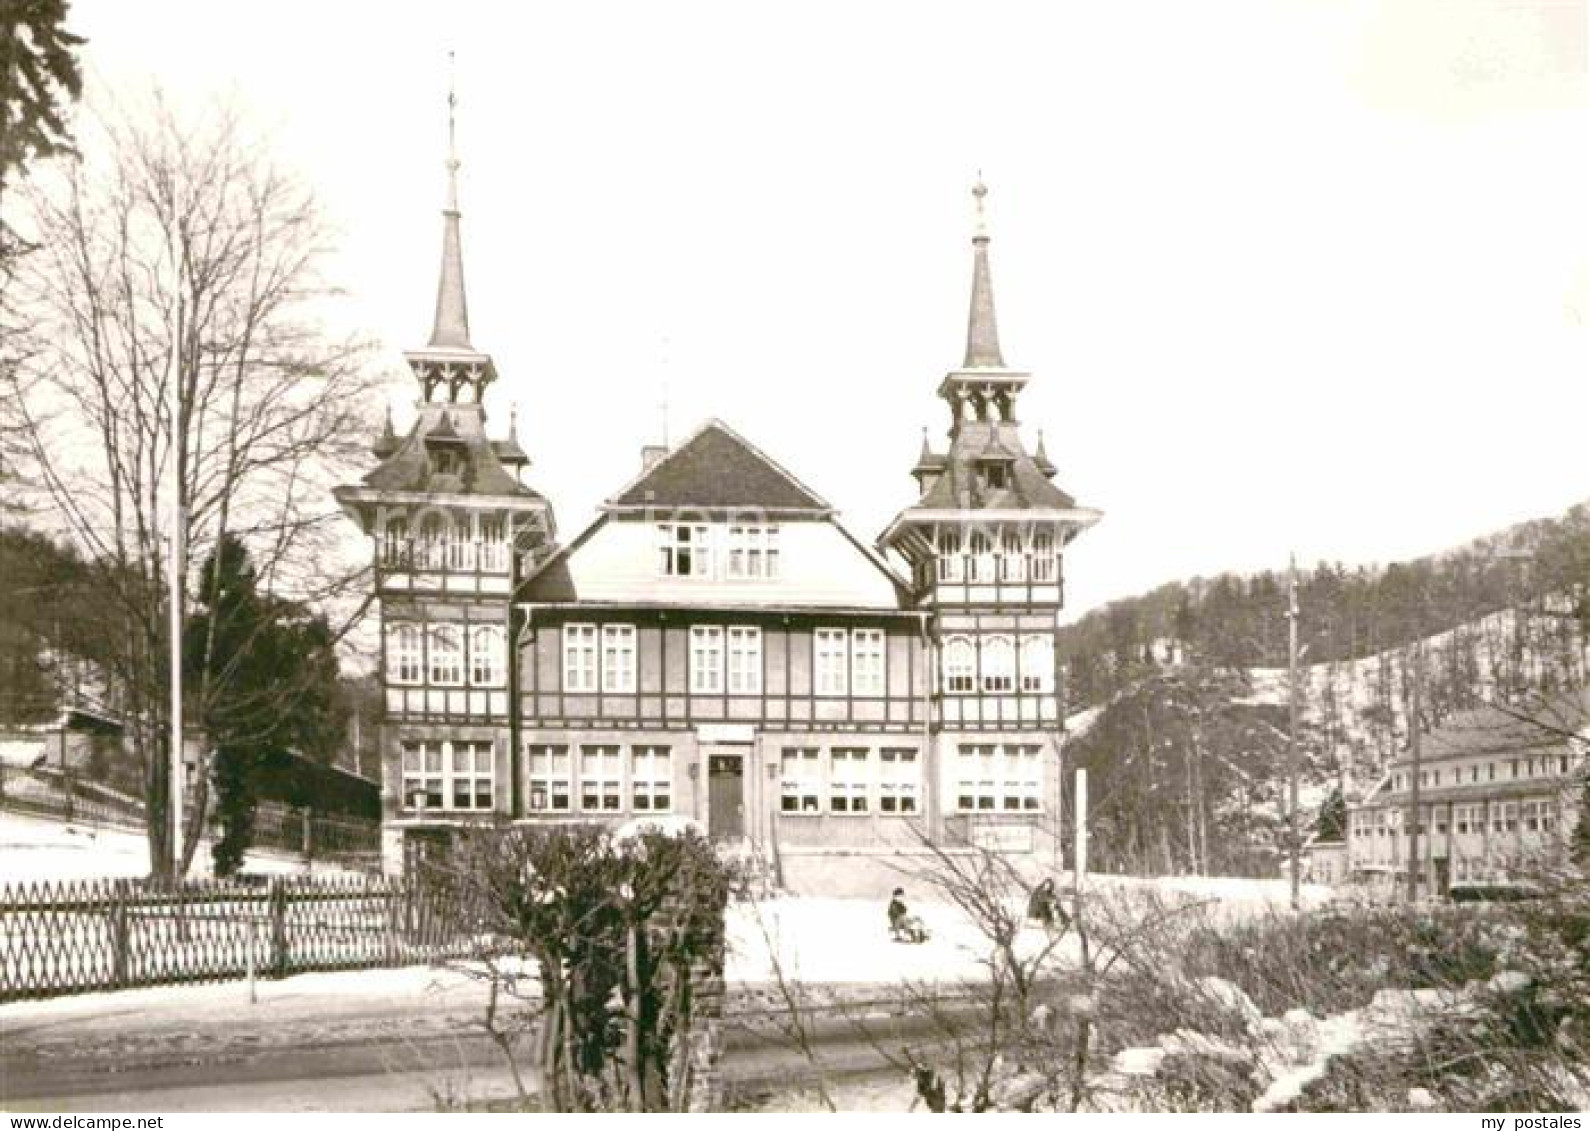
<box><xmin>428</xmin><ymin>53</ymin><xmax>473</xmax><ymax>350</ymax></box>
<box><xmin>963</xmin><ymin>176</ymin><xmax>1005</xmax><ymax>368</ymax></box>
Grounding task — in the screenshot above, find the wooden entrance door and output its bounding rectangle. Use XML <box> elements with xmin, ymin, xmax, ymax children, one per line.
<box><xmin>707</xmin><ymin>751</ymin><xmax>745</xmax><ymax>841</ymax></box>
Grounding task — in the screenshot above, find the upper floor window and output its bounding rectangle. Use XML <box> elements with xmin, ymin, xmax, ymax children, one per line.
<box><xmin>429</xmin><ymin>624</ymin><xmax>463</xmax><ymax>686</ymax></box>
<box><xmin>967</xmin><ymin>530</ymin><xmax>995</xmax><ymax>583</ymax></box>
<box><xmin>470</xmin><ymin>625</ymin><xmax>506</xmax><ymax>687</ymax></box>
<box><xmin>983</xmin><ymin>462</ymin><xmax>1009</xmax><ymax>491</ymax></box>
<box><xmin>1031</xmin><ymin>530</ymin><xmax>1057</xmax><ymax>582</ymax></box>
<box><xmin>999</xmin><ymin>531</ymin><xmax>1026</xmax><ymax>582</ymax></box>
<box><xmin>390</xmin><ymin>623</ymin><xmax>423</xmax><ymax>685</ymax></box>
<box><xmin>479</xmin><ymin>514</ymin><xmax>508</xmax><ymax>573</ymax></box>
<box><xmin>1020</xmin><ymin>635</ymin><xmax>1054</xmax><ymax>693</ymax></box>
<box><xmin>981</xmin><ymin>635</ymin><xmax>1015</xmax><ymax>693</ymax></box>
<box><xmin>658</xmin><ymin>523</ymin><xmax>711</xmax><ymax>578</ymax></box>
<box><xmin>814</xmin><ymin>629</ymin><xmax>849</xmax><ymax>696</ymax></box>
<box><xmin>690</xmin><ymin>626</ymin><xmax>724</xmax><ymax>694</ymax></box>
<box><xmin>727</xmin><ymin>626</ymin><xmax>762</xmax><ymax>694</ymax></box>
<box><xmin>381</xmin><ymin>515</ymin><xmax>409</xmax><ymax>567</ymax></box>
<box><xmin>418</xmin><ymin>514</ymin><xmax>447</xmax><ymax>570</ymax></box>
<box><xmin>602</xmin><ymin>625</ymin><xmax>637</xmax><ymax>693</ymax></box>
<box><xmin>942</xmin><ymin>637</ymin><xmax>975</xmax><ymax>694</ymax></box>
<box><xmin>851</xmin><ymin>630</ymin><xmax>886</xmax><ymax>697</ymax></box>
<box><xmin>936</xmin><ymin>528</ymin><xmax>963</xmax><ymax>582</ymax></box>
<box><xmin>727</xmin><ymin>525</ymin><xmax>780</xmax><ymax>579</ymax></box>
<box><xmin>564</xmin><ymin>624</ymin><xmax>598</xmax><ymax>693</ymax></box>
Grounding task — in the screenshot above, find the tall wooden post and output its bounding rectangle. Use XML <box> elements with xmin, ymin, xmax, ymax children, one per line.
<box><xmin>1287</xmin><ymin>555</ymin><xmax>1301</xmax><ymax>911</ymax></box>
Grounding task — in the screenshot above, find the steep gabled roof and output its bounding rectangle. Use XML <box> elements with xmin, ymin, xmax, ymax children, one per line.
<box><xmin>606</xmin><ymin>419</ymin><xmax>831</xmax><ymax>512</ymax></box>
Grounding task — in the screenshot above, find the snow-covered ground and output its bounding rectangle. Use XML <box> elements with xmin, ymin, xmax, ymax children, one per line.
<box><xmin>0</xmin><ymin>810</ymin><xmax>362</xmax><ymax>883</ymax></box>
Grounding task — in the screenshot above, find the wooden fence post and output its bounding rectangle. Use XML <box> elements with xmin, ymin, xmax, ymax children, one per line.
<box><xmin>269</xmin><ymin>879</ymin><xmax>289</xmax><ymax>978</ymax></box>
<box><xmin>301</xmin><ymin>808</ymin><xmax>313</xmax><ymax>861</ymax></box>
<box><xmin>109</xmin><ymin>880</ymin><xmax>129</xmax><ymax>989</ymax></box>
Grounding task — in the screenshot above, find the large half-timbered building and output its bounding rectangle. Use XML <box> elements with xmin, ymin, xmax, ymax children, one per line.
<box><xmin>337</xmin><ymin>147</ymin><xmax>1099</xmax><ymax>876</ymax></box>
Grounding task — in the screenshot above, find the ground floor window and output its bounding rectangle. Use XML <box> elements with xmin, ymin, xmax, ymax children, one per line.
<box><xmin>581</xmin><ymin>745</ymin><xmax>622</xmax><ymax>811</ymax></box>
<box><xmin>401</xmin><ymin>739</ymin><xmax>493</xmax><ymax>812</ymax></box>
<box><xmin>878</xmin><ymin>748</ymin><xmax>920</xmax><ymax>814</ymax></box>
<box><xmin>631</xmin><ymin>746</ymin><xmax>672</xmax><ymax>811</ymax></box>
<box><xmin>780</xmin><ymin>747</ymin><xmax>821</xmax><ymax>813</ymax></box>
<box><xmin>954</xmin><ymin>743</ymin><xmax>1042</xmax><ymax>812</ymax></box>
<box><xmin>526</xmin><ymin>744</ymin><xmax>572</xmax><ymax>812</ymax></box>
<box><xmin>829</xmin><ymin>747</ymin><xmax>870</xmax><ymax>813</ymax></box>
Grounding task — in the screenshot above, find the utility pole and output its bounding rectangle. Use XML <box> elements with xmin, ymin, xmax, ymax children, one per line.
<box><xmin>1406</xmin><ymin>642</ymin><xmax>1423</xmax><ymax>903</ymax></box>
<box><xmin>1287</xmin><ymin>554</ymin><xmax>1301</xmax><ymax>911</ymax></box>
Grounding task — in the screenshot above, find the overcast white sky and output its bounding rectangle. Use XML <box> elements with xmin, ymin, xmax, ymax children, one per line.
<box><xmin>66</xmin><ymin>0</ymin><xmax>1589</xmax><ymax>620</ymax></box>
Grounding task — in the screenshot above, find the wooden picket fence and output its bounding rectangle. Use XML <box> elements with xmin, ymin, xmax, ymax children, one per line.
<box><xmin>0</xmin><ymin>875</ymin><xmax>485</xmax><ymax>1002</ymax></box>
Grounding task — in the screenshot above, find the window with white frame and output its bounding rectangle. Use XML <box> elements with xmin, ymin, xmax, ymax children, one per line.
<box><xmin>1019</xmin><ymin>635</ymin><xmax>1054</xmax><ymax>693</ymax></box>
<box><xmin>526</xmin><ymin>744</ymin><xmax>572</xmax><ymax>812</ymax></box>
<box><xmin>1031</xmin><ymin>529</ymin><xmax>1057</xmax><ymax>582</ymax></box>
<box><xmin>981</xmin><ymin>636</ymin><xmax>1015</xmax><ymax>693</ymax></box>
<box><xmin>829</xmin><ymin>748</ymin><xmax>870</xmax><ymax>813</ymax></box>
<box><xmin>658</xmin><ymin>523</ymin><xmax>712</xmax><ymax>578</ymax></box>
<box><xmin>999</xmin><ymin>530</ymin><xmax>1026</xmax><ymax>581</ymax></box>
<box><xmin>942</xmin><ymin>637</ymin><xmax>975</xmax><ymax>693</ymax></box>
<box><xmin>382</xmin><ymin>514</ymin><xmax>409</xmax><ymax>567</ymax></box>
<box><xmin>601</xmin><ymin>624</ymin><xmax>637</xmax><ymax>693</ymax></box>
<box><xmin>851</xmin><ymin>630</ymin><xmax>885</xmax><ymax>697</ymax></box>
<box><xmin>968</xmin><ymin>530</ymin><xmax>995</xmax><ymax>582</ymax></box>
<box><xmin>780</xmin><ymin>747</ymin><xmax>821</xmax><ymax>813</ymax></box>
<box><xmin>418</xmin><ymin>514</ymin><xmax>446</xmax><ymax>570</ymax></box>
<box><xmin>631</xmin><ymin>746</ymin><xmax>671</xmax><ymax>811</ymax></box>
<box><xmin>690</xmin><ymin>626</ymin><xmax>724</xmax><ymax>693</ymax></box>
<box><xmin>727</xmin><ymin>626</ymin><xmax>762</xmax><ymax>694</ymax></box>
<box><xmin>954</xmin><ymin>743</ymin><xmax>1042</xmax><ymax>812</ymax></box>
<box><xmin>446</xmin><ymin>515</ymin><xmax>474</xmax><ymax>570</ymax></box>
<box><xmin>937</xmin><ymin>527</ymin><xmax>963</xmax><ymax>582</ymax></box>
<box><xmin>814</xmin><ymin>629</ymin><xmax>849</xmax><ymax>695</ymax></box>
<box><xmin>879</xmin><ymin>748</ymin><xmax>920</xmax><ymax>814</ymax></box>
<box><xmin>429</xmin><ymin>624</ymin><xmax>464</xmax><ymax>686</ymax></box>
<box><xmin>470</xmin><ymin>624</ymin><xmax>506</xmax><ymax>687</ymax></box>
<box><xmin>563</xmin><ymin>625</ymin><xmax>598</xmax><ymax>693</ymax></box>
<box><xmin>478</xmin><ymin>514</ymin><xmax>508</xmax><ymax>572</ymax></box>
<box><xmin>727</xmin><ymin>524</ymin><xmax>780</xmax><ymax>579</ymax></box>
<box><xmin>580</xmin><ymin>745</ymin><xmax>622</xmax><ymax>811</ymax></box>
<box><xmin>401</xmin><ymin>740</ymin><xmax>493</xmax><ymax>812</ymax></box>
<box><xmin>390</xmin><ymin>623</ymin><xmax>423</xmax><ymax>685</ymax></box>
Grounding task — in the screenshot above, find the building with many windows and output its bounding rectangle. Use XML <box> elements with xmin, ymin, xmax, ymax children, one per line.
<box><xmin>1347</xmin><ymin>690</ymin><xmax>1589</xmax><ymax>894</ymax></box>
<box><xmin>338</xmin><ymin>134</ymin><xmax>1100</xmax><ymax>875</ymax></box>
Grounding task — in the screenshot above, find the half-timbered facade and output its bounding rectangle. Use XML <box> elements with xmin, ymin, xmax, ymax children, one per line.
<box><xmin>338</xmin><ymin>151</ymin><xmax>1099</xmax><ymax>874</ymax></box>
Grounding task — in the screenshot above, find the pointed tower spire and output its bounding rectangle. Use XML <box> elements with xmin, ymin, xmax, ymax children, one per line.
<box><xmin>964</xmin><ymin>177</ymin><xmax>1005</xmax><ymax>369</ymax></box>
<box><xmin>428</xmin><ymin>54</ymin><xmax>472</xmax><ymax>351</ymax></box>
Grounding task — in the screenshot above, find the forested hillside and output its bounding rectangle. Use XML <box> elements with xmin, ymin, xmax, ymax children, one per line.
<box><xmin>1060</xmin><ymin>502</ymin><xmax>1590</xmax><ymax>876</ymax></box>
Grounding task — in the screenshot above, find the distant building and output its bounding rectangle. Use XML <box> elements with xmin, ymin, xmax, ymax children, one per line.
<box><xmin>335</xmin><ymin>124</ymin><xmax>1100</xmax><ymax>876</ymax></box>
<box><xmin>1347</xmin><ymin>690</ymin><xmax>1589</xmax><ymax>893</ymax></box>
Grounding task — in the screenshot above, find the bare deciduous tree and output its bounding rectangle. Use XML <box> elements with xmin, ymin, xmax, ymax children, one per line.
<box><xmin>9</xmin><ymin>90</ymin><xmax>379</xmax><ymax>877</ymax></box>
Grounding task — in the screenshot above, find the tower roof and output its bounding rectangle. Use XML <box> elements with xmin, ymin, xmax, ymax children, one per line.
<box><xmin>964</xmin><ymin>179</ymin><xmax>1005</xmax><ymax>369</ymax></box>
<box><xmin>427</xmin><ymin>65</ymin><xmax>473</xmax><ymax>351</ymax></box>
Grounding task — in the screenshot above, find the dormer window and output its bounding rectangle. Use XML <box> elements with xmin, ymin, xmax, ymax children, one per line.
<box><xmin>983</xmin><ymin>463</ymin><xmax>1009</xmax><ymax>491</ymax></box>
<box><xmin>727</xmin><ymin>524</ymin><xmax>780</xmax><ymax>579</ymax></box>
<box><xmin>658</xmin><ymin>523</ymin><xmax>711</xmax><ymax>578</ymax></box>
<box><xmin>432</xmin><ymin>450</ymin><xmax>459</xmax><ymax>477</ymax></box>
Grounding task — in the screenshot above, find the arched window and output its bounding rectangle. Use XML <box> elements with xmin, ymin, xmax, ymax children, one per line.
<box><xmin>429</xmin><ymin>624</ymin><xmax>463</xmax><ymax>686</ymax></box>
<box><xmin>1020</xmin><ymin>635</ymin><xmax>1054</xmax><ymax>693</ymax></box>
<box><xmin>478</xmin><ymin>514</ymin><xmax>507</xmax><ymax>572</ymax></box>
<box><xmin>937</xmin><ymin>527</ymin><xmax>963</xmax><ymax>582</ymax></box>
<box><xmin>942</xmin><ymin>637</ymin><xmax>975</xmax><ymax>694</ymax></box>
<box><xmin>390</xmin><ymin>623</ymin><xmax>422</xmax><ymax>684</ymax></box>
<box><xmin>470</xmin><ymin>625</ymin><xmax>505</xmax><ymax>687</ymax></box>
<box><xmin>981</xmin><ymin>635</ymin><xmax>1014</xmax><ymax>693</ymax></box>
